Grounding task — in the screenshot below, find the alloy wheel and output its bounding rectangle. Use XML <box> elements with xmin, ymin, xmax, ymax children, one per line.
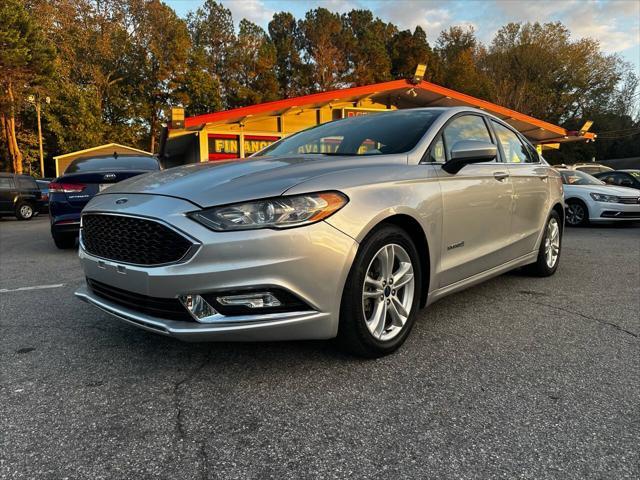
<box><xmin>544</xmin><ymin>217</ymin><xmax>560</xmax><ymax>268</ymax></box>
<box><xmin>566</xmin><ymin>203</ymin><xmax>584</xmax><ymax>225</ymax></box>
<box><xmin>20</xmin><ymin>205</ymin><xmax>33</xmax><ymax>219</ymax></box>
<box><xmin>362</xmin><ymin>243</ymin><xmax>415</xmax><ymax>341</ymax></box>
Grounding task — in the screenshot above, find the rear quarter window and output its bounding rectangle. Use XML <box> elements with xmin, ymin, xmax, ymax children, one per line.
<box><xmin>17</xmin><ymin>177</ymin><xmax>38</xmax><ymax>189</ymax></box>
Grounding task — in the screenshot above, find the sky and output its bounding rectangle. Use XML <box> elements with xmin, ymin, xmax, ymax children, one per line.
<box><xmin>166</xmin><ymin>0</ymin><xmax>640</xmax><ymax>74</ymax></box>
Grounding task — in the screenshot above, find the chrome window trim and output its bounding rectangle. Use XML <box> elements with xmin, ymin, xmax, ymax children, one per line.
<box><xmin>79</xmin><ymin>211</ymin><xmax>202</xmax><ymax>267</ymax></box>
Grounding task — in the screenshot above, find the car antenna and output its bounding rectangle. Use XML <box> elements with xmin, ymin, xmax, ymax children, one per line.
<box><xmin>113</xmin><ymin>151</ymin><xmax>118</xmax><ymax>159</ymax></box>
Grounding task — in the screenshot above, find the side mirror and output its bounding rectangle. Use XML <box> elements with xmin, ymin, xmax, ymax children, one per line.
<box><xmin>442</xmin><ymin>140</ymin><xmax>497</xmax><ymax>174</ymax></box>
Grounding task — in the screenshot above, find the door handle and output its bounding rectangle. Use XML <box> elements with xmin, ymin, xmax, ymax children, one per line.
<box><xmin>537</xmin><ymin>174</ymin><xmax>548</xmax><ymax>181</ymax></box>
<box><xmin>493</xmin><ymin>171</ymin><xmax>509</xmax><ymax>181</ymax></box>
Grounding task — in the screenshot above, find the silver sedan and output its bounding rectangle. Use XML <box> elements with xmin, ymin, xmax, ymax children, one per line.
<box><xmin>75</xmin><ymin>107</ymin><xmax>564</xmax><ymax>357</ymax></box>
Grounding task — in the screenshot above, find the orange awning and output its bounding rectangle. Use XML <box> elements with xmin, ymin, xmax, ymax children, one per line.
<box><xmin>185</xmin><ymin>79</ymin><xmax>594</xmax><ymax>144</ymax></box>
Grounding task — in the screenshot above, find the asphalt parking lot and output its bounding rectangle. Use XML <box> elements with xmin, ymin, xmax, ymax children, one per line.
<box><xmin>1</xmin><ymin>216</ymin><xmax>638</xmax><ymax>479</ymax></box>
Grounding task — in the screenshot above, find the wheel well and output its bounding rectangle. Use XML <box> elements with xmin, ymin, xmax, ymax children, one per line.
<box><xmin>552</xmin><ymin>202</ymin><xmax>564</xmax><ymax>225</ymax></box>
<box><xmin>378</xmin><ymin>214</ymin><xmax>430</xmax><ymax>308</ymax></box>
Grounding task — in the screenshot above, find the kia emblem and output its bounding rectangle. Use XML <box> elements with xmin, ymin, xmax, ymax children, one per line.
<box><xmin>115</xmin><ymin>198</ymin><xmax>128</xmax><ymax>205</ymax></box>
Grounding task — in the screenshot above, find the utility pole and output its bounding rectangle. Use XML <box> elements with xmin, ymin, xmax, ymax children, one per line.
<box><xmin>36</xmin><ymin>101</ymin><xmax>44</xmax><ymax>177</ymax></box>
<box><xmin>27</xmin><ymin>94</ymin><xmax>50</xmax><ymax>177</ymax></box>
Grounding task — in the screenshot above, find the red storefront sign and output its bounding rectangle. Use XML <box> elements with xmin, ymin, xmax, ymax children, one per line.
<box><xmin>208</xmin><ymin>134</ymin><xmax>279</xmax><ymax>161</ymax></box>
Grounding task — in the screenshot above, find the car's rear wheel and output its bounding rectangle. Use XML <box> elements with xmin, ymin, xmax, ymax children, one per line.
<box><xmin>565</xmin><ymin>199</ymin><xmax>589</xmax><ymax>227</ymax></box>
<box><xmin>524</xmin><ymin>210</ymin><xmax>562</xmax><ymax>277</ymax></box>
<box><xmin>15</xmin><ymin>202</ymin><xmax>34</xmax><ymax>220</ymax></box>
<box><xmin>53</xmin><ymin>232</ymin><xmax>77</xmax><ymax>249</ymax></box>
<box><xmin>337</xmin><ymin>225</ymin><xmax>421</xmax><ymax>357</ymax></box>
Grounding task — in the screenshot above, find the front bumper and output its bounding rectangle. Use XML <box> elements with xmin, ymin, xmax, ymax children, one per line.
<box><xmin>589</xmin><ymin>201</ymin><xmax>640</xmax><ymax>221</ymax></box>
<box><xmin>75</xmin><ymin>193</ymin><xmax>359</xmax><ymax>341</ymax></box>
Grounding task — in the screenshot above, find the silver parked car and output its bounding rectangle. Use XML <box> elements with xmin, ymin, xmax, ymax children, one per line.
<box><xmin>75</xmin><ymin>107</ymin><xmax>564</xmax><ymax>357</ymax></box>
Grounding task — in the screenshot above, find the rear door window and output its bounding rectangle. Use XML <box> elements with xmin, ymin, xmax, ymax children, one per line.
<box><xmin>492</xmin><ymin>121</ymin><xmax>531</xmax><ymax>163</ymax></box>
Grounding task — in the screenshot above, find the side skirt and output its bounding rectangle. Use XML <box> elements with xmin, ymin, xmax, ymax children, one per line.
<box><xmin>425</xmin><ymin>250</ymin><xmax>538</xmax><ymax>307</ymax></box>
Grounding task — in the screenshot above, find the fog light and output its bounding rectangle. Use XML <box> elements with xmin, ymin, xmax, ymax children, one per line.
<box><xmin>217</xmin><ymin>292</ymin><xmax>282</xmax><ymax>309</ymax></box>
<box><xmin>179</xmin><ymin>294</ymin><xmax>218</xmax><ymax>323</ymax></box>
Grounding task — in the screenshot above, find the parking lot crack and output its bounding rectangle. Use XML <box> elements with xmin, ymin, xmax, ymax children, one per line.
<box><xmin>519</xmin><ymin>297</ymin><xmax>638</xmax><ymax>339</ymax></box>
<box><xmin>172</xmin><ymin>349</ymin><xmax>213</xmax><ymax>469</ymax></box>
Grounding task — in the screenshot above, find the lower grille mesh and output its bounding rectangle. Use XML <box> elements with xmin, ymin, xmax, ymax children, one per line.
<box><xmin>87</xmin><ymin>279</ymin><xmax>193</xmax><ymax>321</ymax></box>
<box><xmin>82</xmin><ymin>214</ymin><xmax>193</xmax><ymax>265</ymax></box>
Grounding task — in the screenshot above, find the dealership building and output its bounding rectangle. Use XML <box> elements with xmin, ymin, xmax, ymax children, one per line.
<box><xmin>162</xmin><ymin>78</ymin><xmax>595</xmax><ymax>166</ymax></box>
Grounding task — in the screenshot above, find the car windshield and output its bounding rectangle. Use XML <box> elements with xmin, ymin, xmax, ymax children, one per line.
<box><xmin>254</xmin><ymin>110</ymin><xmax>442</xmax><ymax>157</ymax></box>
<box><xmin>560</xmin><ymin>170</ymin><xmax>605</xmax><ymax>186</ymax></box>
<box><xmin>66</xmin><ymin>155</ymin><xmax>159</xmax><ymax>173</ymax></box>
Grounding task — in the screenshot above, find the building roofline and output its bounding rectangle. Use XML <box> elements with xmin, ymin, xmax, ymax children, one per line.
<box><xmin>184</xmin><ymin>79</ymin><xmax>595</xmax><ymax>143</ymax></box>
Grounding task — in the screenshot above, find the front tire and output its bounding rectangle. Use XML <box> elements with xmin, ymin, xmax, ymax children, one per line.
<box><xmin>524</xmin><ymin>210</ymin><xmax>562</xmax><ymax>277</ymax></box>
<box><xmin>565</xmin><ymin>199</ymin><xmax>589</xmax><ymax>227</ymax></box>
<box><xmin>337</xmin><ymin>225</ymin><xmax>422</xmax><ymax>358</ymax></box>
<box><xmin>15</xmin><ymin>202</ymin><xmax>34</xmax><ymax>220</ymax></box>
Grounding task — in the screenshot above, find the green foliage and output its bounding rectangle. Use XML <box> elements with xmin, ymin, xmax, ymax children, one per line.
<box><xmin>1</xmin><ymin>1</ymin><xmax>638</xmax><ymax>173</ymax></box>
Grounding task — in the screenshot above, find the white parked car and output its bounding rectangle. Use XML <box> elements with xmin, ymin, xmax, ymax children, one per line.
<box><xmin>557</xmin><ymin>169</ymin><xmax>640</xmax><ymax>226</ymax></box>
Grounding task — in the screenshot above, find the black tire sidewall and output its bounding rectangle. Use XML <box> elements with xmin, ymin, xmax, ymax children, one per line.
<box><xmin>339</xmin><ymin>225</ymin><xmax>422</xmax><ymax>356</ymax></box>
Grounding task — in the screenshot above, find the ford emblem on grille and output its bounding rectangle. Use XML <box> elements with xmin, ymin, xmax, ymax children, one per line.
<box><xmin>103</xmin><ymin>173</ymin><xmax>117</xmax><ymax>180</ymax></box>
<box><xmin>115</xmin><ymin>198</ymin><xmax>128</xmax><ymax>204</ymax></box>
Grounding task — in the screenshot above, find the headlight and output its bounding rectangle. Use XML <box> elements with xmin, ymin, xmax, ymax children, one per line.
<box><xmin>188</xmin><ymin>191</ymin><xmax>348</xmax><ymax>231</ymax></box>
<box><xmin>590</xmin><ymin>193</ymin><xmax>620</xmax><ymax>203</ymax></box>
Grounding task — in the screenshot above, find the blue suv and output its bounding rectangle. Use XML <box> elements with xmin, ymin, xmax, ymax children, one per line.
<box><xmin>50</xmin><ymin>154</ymin><xmax>160</xmax><ymax>248</ymax></box>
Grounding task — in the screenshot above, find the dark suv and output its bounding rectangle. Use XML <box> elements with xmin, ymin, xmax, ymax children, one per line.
<box><xmin>50</xmin><ymin>154</ymin><xmax>160</xmax><ymax>248</ymax></box>
<box><xmin>0</xmin><ymin>173</ymin><xmax>43</xmax><ymax>220</ymax></box>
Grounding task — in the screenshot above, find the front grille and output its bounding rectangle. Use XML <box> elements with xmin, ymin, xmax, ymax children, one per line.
<box><xmin>617</xmin><ymin>197</ymin><xmax>640</xmax><ymax>205</ymax></box>
<box><xmin>82</xmin><ymin>214</ymin><xmax>193</xmax><ymax>265</ymax></box>
<box><xmin>87</xmin><ymin>279</ymin><xmax>193</xmax><ymax>321</ymax></box>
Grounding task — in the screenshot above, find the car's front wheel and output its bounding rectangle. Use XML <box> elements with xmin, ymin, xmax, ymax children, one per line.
<box><xmin>566</xmin><ymin>199</ymin><xmax>589</xmax><ymax>227</ymax></box>
<box><xmin>337</xmin><ymin>225</ymin><xmax>422</xmax><ymax>357</ymax></box>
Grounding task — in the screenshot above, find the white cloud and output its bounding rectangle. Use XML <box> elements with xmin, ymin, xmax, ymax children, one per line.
<box><xmin>490</xmin><ymin>0</ymin><xmax>640</xmax><ymax>54</ymax></box>
<box><xmin>223</xmin><ymin>0</ymin><xmax>276</xmax><ymax>26</ymax></box>
<box><xmin>375</xmin><ymin>0</ymin><xmax>455</xmax><ymax>40</ymax></box>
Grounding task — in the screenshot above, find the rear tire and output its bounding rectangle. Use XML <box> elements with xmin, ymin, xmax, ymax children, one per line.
<box><xmin>15</xmin><ymin>202</ymin><xmax>34</xmax><ymax>220</ymax></box>
<box><xmin>53</xmin><ymin>232</ymin><xmax>77</xmax><ymax>249</ymax></box>
<box><xmin>337</xmin><ymin>225</ymin><xmax>422</xmax><ymax>358</ymax></box>
<box><xmin>524</xmin><ymin>210</ymin><xmax>562</xmax><ymax>277</ymax></box>
<box><xmin>565</xmin><ymin>199</ymin><xmax>589</xmax><ymax>227</ymax></box>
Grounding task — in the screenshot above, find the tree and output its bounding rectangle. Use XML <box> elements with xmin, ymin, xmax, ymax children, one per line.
<box><xmin>0</xmin><ymin>0</ymin><xmax>55</xmax><ymax>173</ymax></box>
<box><xmin>226</xmin><ymin>20</ymin><xmax>279</xmax><ymax>108</ymax></box>
<box><xmin>340</xmin><ymin>10</ymin><xmax>394</xmax><ymax>85</ymax></box>
<box><xmin>484</xmin><ymin>22</ymin><xmax>624</xmax><ymax>123</ymax></box>
<box><xmin>298</xmin><ymin>8</ymin><xmax>347</xmax><ymax>91</ymax></box>
<box><xmin>435</xmin><ymin>26</ymin><xmax>491</xmax><ymax>99</ymax></box>
<box><xmin>388</xmin><ymin>26</ymin><xmax>439</xmax><ymax>81</ymax></box>
<box><xmin>187</xmin><ymin>0</ymin><xmax>234</xmax><ymax>108</ymax></box>
<box><xmin>128</xmin><ymin>0</ymin><xmax>191</xmax><ymax>152</ymax></box>
<box><xmin>269</xmin><ymin>12</ymin><xmax>309</xmax><ymax>97</ymax></box>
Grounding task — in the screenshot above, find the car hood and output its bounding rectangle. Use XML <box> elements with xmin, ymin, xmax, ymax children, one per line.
<box><xmin>564</xmin><ymin>184</ymin><xmax>640</xmax><ymax>197</ymax></box>
<box><xmin>98</xmin><ymin>155</ymin><xmax>406</xmax><ymax>207</ymax></box>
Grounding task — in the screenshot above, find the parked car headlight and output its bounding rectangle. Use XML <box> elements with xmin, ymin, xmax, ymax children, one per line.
<box><xmin>590</xmin><ymin>193</ymin><xmax>620</xmax><ymax>203</ymax></box>
<box><xmin>189</xmin><ymin>191</ymin><xmax>348</xmax><ymax>231</ymax></box>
